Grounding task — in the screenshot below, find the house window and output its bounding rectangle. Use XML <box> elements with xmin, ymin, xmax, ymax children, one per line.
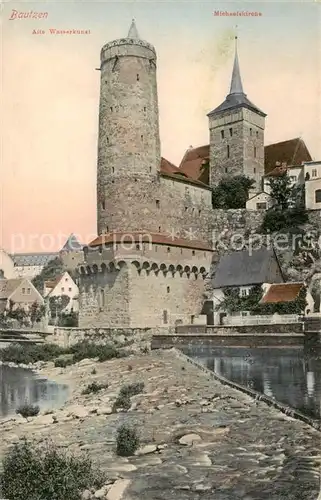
<box><xmin>241</xmin><ymin>311</ymin><xmax>249</xmax><ymax>316</ymax></box>
<box><xmin>22</xmin><ymin>288</ymin><xmax>25</xmax><ymax>294</ymax></box>
<box><xmin>254</xmin><ymin>146</ymin><xmax>257</xmax><ymax>158</ymax></box>
<box><xmin>315</xmin><ymin>189</ymin><xmax>321</xmax><ymax>203</ymax></box>
<box><xmin>290</xmin><ymin>176</ymin><xmax>297</xmax><ymax>182</ymax></box>
<box><xmin>137</xmin><ymin>74</ymin><xmax>140</xmax><ymax>81</ymax></box>
<box><xmin>241</xmin><ymin>289</ymin><xmax>247</xmax><ymax>297</ymax></box>
<box><xmin>61</xmin><ymin>287</ymin><xmax>64</xmax><ymax>292</ymax></box>
<box><xmin>227</xmin><ymin>145</ymin><xmax>230</xmax><ymax>158</ymax></box>
<box><xmin>163</xmin><ymin>310</ymin><xmax>168</xmax><ymax>324</ymax></box>
<box><xmin>27</xmin><ymin>288</ymin><xmax>31</xmax><ymax>294</ymax></box>
<box><xmin>191</xmin><ymin>315</ymin><xmax>195</xmax><ymax>324</ymax></box>
<box><xmin>312</xmin><ymin>169</ymin><xmax>317</xmax><ymax>177</ymax></box>
<box><xmin>65</xmin><ymin>278</ymin><xmax>68</xmax><ymax>281</ymax></box>
<box><xmin>221</xmin><ymin>130</ymin><xmax>224</xmax><ymax>139</ymax></box>
<box><xmin>156</xmin><ymin>200</ymin><xmax>160</xmax><ymax>208</ymax></box>
<box><xmin>229</xmin><ymin>128</ymin><xmax>233</xmax><ymax>137</ymax></box>
<box><xmin>68</xmin><ymin>287</ymin><xmax>72</xmax><ymax>292</ymax></box>
<box><xmin>256</xmin><ymin>202</ymin><xmax>267</xmax><ymax>210</ymax></box>
<box><xmin>192</xmin><ymin>250</ymin><xmax>195</xmax><ymax>256</ymax></box>
<box><xmin>167</xmin><ymin>286</ymin><xmax>170</xmax><ymax>293</ymax></box>
<box><xmin>167</xmin><ymin>247</ymin><xmax>170</xmax><ymax>253</ymax></box>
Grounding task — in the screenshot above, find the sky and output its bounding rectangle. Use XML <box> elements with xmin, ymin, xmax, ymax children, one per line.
<box><xmin>1</xmin><ymin>0</ymin><xmax>321</xmax><ymax>252</ymax></box>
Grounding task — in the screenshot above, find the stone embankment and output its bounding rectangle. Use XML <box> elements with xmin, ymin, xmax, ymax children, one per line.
<box><xmin>0</xmin><ymin>349</ymin><xmax>320</xmax><ymax>500</ymax></box>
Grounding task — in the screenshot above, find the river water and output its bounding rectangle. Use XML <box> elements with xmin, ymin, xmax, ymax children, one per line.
<box><xmin>0</xmin><ymin>364</ymin><xmax>69</xmax><ymax>418</ymax></box>
<box><xmin>183</xmin><ymin>344</ymin><xmax>321</xmax><ymax>420</ymax></box>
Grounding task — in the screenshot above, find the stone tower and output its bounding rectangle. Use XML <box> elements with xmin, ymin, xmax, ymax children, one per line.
<box><xmin>96</xmin><ymin>20</ymin><xmax>161</xmax><ymax>235</ymax></box>
<box><xmin>208</xmin><ymin>37</ymin><xmax>266</xmax><ymax>193</ymax></box>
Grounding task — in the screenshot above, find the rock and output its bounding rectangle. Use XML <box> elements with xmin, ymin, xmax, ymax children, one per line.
<box><xmin>135</xmin><ymin>444</ymin><xmax>157</xmax><ymax>455</ymax></box>
<box><xmin>94</xmin><ymin>486</ymin><xmax>108</xmax><ymax>498</ymax></box>
<box><xmin>178</xmin><ymin>433</ymin><xmax>202</xmax><ymax>446</ymax></box>
<box><xmin>193</xmin><ymin>483</ymin><xmax>211</xmax><ymax>492</ymax></box>
<box><xmin>81</xmin><ymin>490</ymin><xmax>92</xmax><ymax>500</ymax></box>
<box><xmin>67</xmin><ymin>405</ymin><xmax>90</xmax><ymax>419</ymax></box>
<box><xmin>97</xmin><ymin>406</ymin><xmax>113</xmax><ymax>415</ymax></box>
<box><xmin>107</xmin><ymin>464</ymin><xmax>137</xmax><ymax>472</ymax></box>
<box><xmin>106</xmin><ymin>479</ymin><xmax>131</xmax><ymax>500</ymax></box>
<box><xmin>31</xmin><ymin>414</ymin><xmax>54</xmax><ymax>425</ymax></box>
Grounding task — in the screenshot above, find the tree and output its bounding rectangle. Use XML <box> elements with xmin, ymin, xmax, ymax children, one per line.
<box><xmin>49</xmin><ymin>295</ymin><xmax>70</xmax><ymax>323</ymax></box>
<box><xmin>268</xmin><ymin>172</ymin><xmax>294</xmax><ymax>210</ymax></box>
<box><xmin>32</xmin><ymin>257</ymin><xmax>64</xmax><ymax>294</ymax></box>
<box><xmin>30</xmin><ymin>301</ymin><xmax>46</xmax><ymax>326</ymax></box>
<box><xmin>212</xmin><ymin>175</ymin><xmax>255</xmax><ymax>209</ymax></box>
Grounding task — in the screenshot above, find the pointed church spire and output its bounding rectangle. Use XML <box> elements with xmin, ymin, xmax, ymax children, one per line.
<box><xmin>127</xmin><ymin>18</ymin><xmax>140</xmax><ymax>39</ymax></box>
<box><xmin>229</xmin><ymin>36</ymin><xmax>244</xmax><ymax>95</ymax></box>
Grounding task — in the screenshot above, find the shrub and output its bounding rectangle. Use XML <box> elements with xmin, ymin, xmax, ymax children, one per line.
<box><xmin>16</xmin><ymin>404</ymin><xmax>40</xmax><ymax>418</ymax></box>
<box><xmin>0</xmin><ymin>439</ymin><xmax>105</xmax><ymax>500</ymax></box>
<box><xmin>0</xmin><ymin>343</ymin><xmax>64</xmax><ymax>365</ymax></box>
<box><xmin>119</xmin><ymin>382</ymin><xmax>144</xmax><ymax>398</ymax></box>
<box><xmin>116</xmin><ymin>424</ymin><xmax>140</xmax><ymax>457</ymax></box>
<box><xmin>81</xmin><ymin>382</ymin><xmax>108</xmax><ymax>395</ymax></box>
<box><xmin>54</xmin><ymin>356</ymin><xmax>74</xmax><ymax>368</ymax></box>
<box><xmin>68</xmin><ymin>341</ymin><xmax>121</xmax><ymax>363</ymax></box>
<box><xmin>112</xmin><ymin>394</ymin><xmax>131</xmax><ymax>412</ymax></box>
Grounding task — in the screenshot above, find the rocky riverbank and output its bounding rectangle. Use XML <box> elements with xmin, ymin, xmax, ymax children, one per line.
<box><xmin>0</xmin><ymin>348</ymin><xmax>320</xmax><ymax>499</ymax></box>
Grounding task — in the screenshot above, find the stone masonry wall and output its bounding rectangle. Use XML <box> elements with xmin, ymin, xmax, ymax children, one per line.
<box><xmin>52</xmin><ymin>325</ymin><xmax>174</xmax><ymax>348</ymax></box>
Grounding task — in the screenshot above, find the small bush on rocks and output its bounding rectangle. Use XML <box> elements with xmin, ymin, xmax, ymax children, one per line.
<box><xmin>16</xmin><ymin>403</ymin><xmax>40</xmax><ymax>418</ymax></box>
<box><xmin>0</xmin><ymin>343</ymin><xmax>64</xmax><ymax>365</ymax></box>
<box><xmin>81</xmin><ymin>382</ymin><xmax>108</xmax><ymax>395</ymax></box>
<box><xmin>112</xmin><ymin>394</ymin><xmax>131</xmax><ymax>412</ymax></box>
<box><xmin>54</xmin><ymin>357</ymin><xmax>74</xmax><ymax>368</ymax></box>
<box><xmin>120</xmin><ymin>382</ymin><xmax>144</xmax><ymax>398</ymax></box>
<box><xmin>0</xmin><ymin>439</ymin><xmax>105</xmax><ymax>500</ymax></box>
<box><xmin>116</xmin><ymin>424</ymin><xmax>140</xmax><ymax>456</ymax></box>
<box><xmin>69</xmin><ymin>341</ymin><xmax>122</xmax><ymax>363</ymax></box>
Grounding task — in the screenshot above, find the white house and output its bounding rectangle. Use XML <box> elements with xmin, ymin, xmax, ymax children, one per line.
<box><xmin>11</xmin><ymin>252</ymin><xmax>58</xmax><ymax>279</ymax></box>
<box><xmin>211</xmin><ymin>247</ymin><xmax>284</xmax><ymax>325</ymax></box>
<box><xmin>304</xmin><ymin>161</ymin><xmax>321</xmax><ymax>210</ymax></box>
<box><xmin>44</xmin><ymin>271</ymin><xmax>79</xmax><ymax>313</ymax></box>
<box><xmin>246</xmin><ymin>191</ymin><xmax>274</xmax><ymax>211</ymax></box>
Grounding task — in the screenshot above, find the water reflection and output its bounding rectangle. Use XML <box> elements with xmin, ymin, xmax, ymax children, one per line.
<box><xmin>183</xmin><ymin>345</ymin><xmax>321</xmax><ymax>420</ymax></box>
<box><xmin>0</xmin><ymin>365</ymin><xmax>69</xmax><ymax>417</ymax></box>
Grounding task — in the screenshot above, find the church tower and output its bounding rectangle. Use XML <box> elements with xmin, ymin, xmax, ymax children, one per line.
<box><xmin>208</xmin><ymin>37</ymin><xmax>266</xmax><ymax>193</ymax></box>
<box><xmin>96</xmin><ymin>20</ymin><xmax>161</xmax><ymax>235</ymax></box>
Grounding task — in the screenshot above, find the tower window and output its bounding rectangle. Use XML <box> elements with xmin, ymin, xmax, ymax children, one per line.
<box><xmin>156</xmin><ymin>199</ymin><xmax>160</xmax><ymax>208</ymax></box>
<box><xmin>254</xmin><ymin>167</ymin><xmax>256</xmax><ymax>174</ymax></box>
<box><xmin>221</xmin><ymin>130</ymin><xmax>225</xmax><ymax>139</ymax></box>
<box><xmin>158</xmin><ymin>226</ymin><xmax>161</xmax><ymax>232</ymax></box>
<box><xmin>137</xmin><ymin>74</ymin><xmax>140</xmax><ymax>81</ymax></box>
<box><xmin>256</xmin><ymin>131</ymin><xmax>258</xmax><ymax>137</ymax></box>
<box><xmin>167</xmin><ymin>247</ymin><xmax>170</xmax><ymax>253</ymax></box>
<box><xmin>254</xmin><ymin>146</ymin><xmax>257</xmax><ymax>158</ymax></box>
<box><xmin>250</xmin><ymin>128</ymin><xmax>252</xmax><ymax>136</ymax></box>
<box><xmin>163</xmin><ymin>310</ymin><xmax>168</xmax><ymax>324</ymax></box>
<box><xmin>167</xmin><ymin>286</ymin><xmax>170</xmax><ymax>293</ymax></box>
<box><xmin>149</xmin><ymin>167</ymin><xmax>152</xmax><ymax>172</ymax></box>
<box><xmin>101</xmin><ymin>200</ymin><xmax>105</xmax><ymax>209</ymax></box>
<box><xmin>141</xmin><ymin>135</ymin><xmax>143</xmax><ymax>140</ymax></box>
<box><xmin>229</xmin><ymin>128</ymin><xmax>233</xmax><ymax>137</ymax></box>
<box><xmin>136</xmin><ymin>244</ymin><xmax>141</xmax><ymax>250</ymax></box>
<box><xmin>106</xmin><ymin>226</ymin><xmax>109</xmax><ymax>232</ymax></box>
<box><xmin>110</xmin><ymin>107</ymin><xmax>113</xmax><ymax>112</ymax></box>
<box><xmin>185</xmin><ymin>206</ymin><xmax>188</xmax><ymax>211</ymax></box>
<box><xmin>112</xmin><ymin>167</ymin><xmax>114</xmax><ymax>173</ymax></box>
<box><xmin>225</xmin><ymin>167</ymin><xmax>228</xmax><ymax>173</ymax></box>
<box><xmin>134</xmin><ymin>178</ymin><xmax>137</xmax><ymax>182</ymax></box>
<box><xmin>144</xmin><ymin>106</ymin><xmax>146</xmax><ymax>112</ymax></box>
<box><xmin>227</xmin><ymin>145</ymin><xmax>230</xmax><ymax>158</ymax></box>
<box><xmin>192</xmin><ymin>250</ymin><xmax>195</xmax><ymax>256</ymax></box>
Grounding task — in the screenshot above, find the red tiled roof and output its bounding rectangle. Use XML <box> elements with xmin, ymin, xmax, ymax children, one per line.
<box><xmin>88</xmin><ymin>232</ymin><xmax>213</xmax><ymax>251</ymax></box>
<box><xmin>260</xmin><ymin>283</ymin><xmax>304</xmax><ymax>304</ymax></box>
<box><xmin>160</xmin><ymin>157</ymin><xmax>210</xmax><ymax>188</ymax></box>
<box><xmin>264</xmin><ymin>138</ymin><xmax>312</xmax><ymax>174</ymax></box>
<box><xmin>179</xmin><ymin>145</ymin><xmax>210</xmax><ymax>184</ymax></box>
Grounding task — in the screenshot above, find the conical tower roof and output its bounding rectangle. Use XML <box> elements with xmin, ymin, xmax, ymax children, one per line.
<box><xmin>127</xmin><ymin>19</ymin><xmax>140</xmax><ymax>39</ymax></box>
<box><xmin>208</xmin><ymin>37</ymin><xmax>266</xmax><ymax>117</ymax></box>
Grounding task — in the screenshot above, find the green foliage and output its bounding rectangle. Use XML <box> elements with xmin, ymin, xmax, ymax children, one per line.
<box><xmin>81</xmin><ymin>382</ymin><xmax>108</xmax><ymax>395</ymax></box>
<box><xmin>54</xmin><ymin>356</ymin><xmax>74</xmax><ymax>368</ymax></box>
<box><xmin>212</xmin><ymin>175</ymin><xmax>255</xmax><ymax>209</ymax></box>
<box><xmin>16</xmin><ymin>404</ymin><xmax>40</xmax><ymax>418</ymax></box>
<box><xmin>6</xmin><ymin>301</ymin><xmax>28</xmax><ymax>326</ymax></box>
<box><xmin>0</xmin><ymin>343</ymin><xmax>64</xmax><ymax>364</ymax></box>
<box><xmin>32</xmin><ymin>257</ymin><xmax>64</xmax><ymax>294</ymax></box>
<box><xmin>119</xmin><ymin>382</ymin><xmax>144</xmax><ymax>398</ymax></box>
<box><xmin>116</xmin><ymin>425</ymin><xmax>140</xmax><ymax>457</ymax></box>
<box><xmin>60</xmin><ymin>311</ymin><xmax>79</xmax><ymax>327</ymax></box>
<box><xmin>30</xmin><ymin>301</ymin><xmax>46</xmax><ymax>325</ymax></box>
<box><xmin>112</xmin><ymin>394</ymin><xmax>131</xmax><ymax>412</ymax></box>
<box><xmin>49</xmin><ymin>294</ymin><xmax>71</xmax><ymax>319</ymax></box>
<box><xmin>262</xmin><ymin>173</ymin><xmax>309</xmax><ymax>233</ymax></box>
<box><xmin>218</xmin><ymin>284</ymin><xmax>308</xmax><ymax>316</ymax></box>
<box><xmin>0</xmin><ymin>439</ymin><xmax>105</xmax><ymax>500</ymax></box>
<box><xmin>69</xmin><ymin>341</ymin><xmax>121</xmax><ymax>363</ymax></box>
